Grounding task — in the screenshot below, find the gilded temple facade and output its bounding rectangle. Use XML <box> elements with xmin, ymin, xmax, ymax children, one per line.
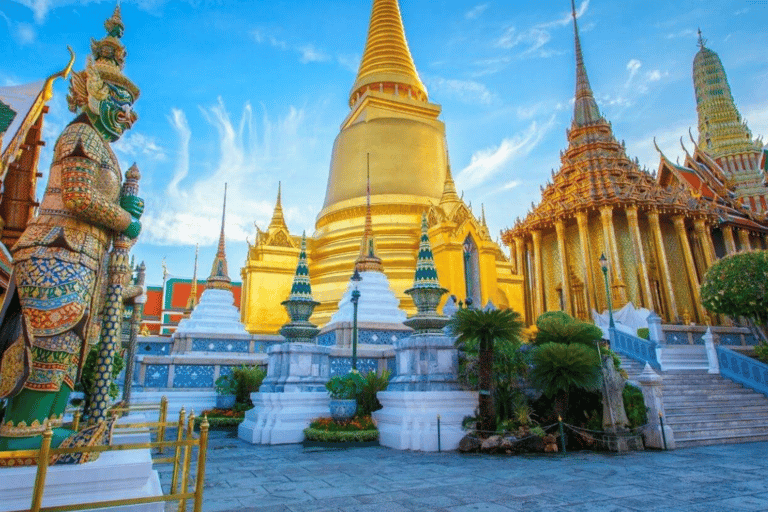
<box><xmin>240</xmin><ymin>0</ymin><xmax>523</xmax><ymax>334</ymax></box>
<box><xmin>500</xmin><ymin>7</ymin><xmax>768</xmax><ymax>326</ymax></box>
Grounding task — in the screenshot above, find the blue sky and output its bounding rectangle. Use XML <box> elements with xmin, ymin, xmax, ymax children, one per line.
<box><xmin>1</xmin><ymin>0</ymin><xmax>766</xmax><ymax>287</ymax></box>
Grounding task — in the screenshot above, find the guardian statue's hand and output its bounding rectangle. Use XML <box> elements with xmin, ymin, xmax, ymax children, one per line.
<box><xmin>120</xmin><ymin>195</ymin><xmax>145</xmax><ymax>219</ymax></box>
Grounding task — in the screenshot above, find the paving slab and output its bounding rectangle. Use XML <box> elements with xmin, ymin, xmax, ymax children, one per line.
<box><xmin>158</xmin><ymin>430</ymin><xmax>768</xmax><ymax>512</ymax></box>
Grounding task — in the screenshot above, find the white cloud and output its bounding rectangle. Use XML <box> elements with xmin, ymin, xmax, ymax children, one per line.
<box><xmin>0</xmin><ymin>11</ymin><xmax>36</xmax><ymax>45</ymax></box>
<box><xmin>626</xmin><ymin>59</ymin><xmax>642</xmax><ymax>83</ymax></box>
<box><xmin>665</xmin><ymin>28</ymin><xmax>696</xmax><ymax>40</ymax></box>
<box><xmin>426</xmin><ymin>77</ymin><xmax>494</xmax><ymax>105</ymax></box>
<box><xmin>336</xmin><ymin>54</ymin><xmax>360</xmax><ymax>74</ymax></box>
<box><xmin>251</xmin><ymin>29</ymin><xmax>288</xmax><ymax>50</ymax></box>
<box><xmin>456</xmin><ymin>116</ymin><xmax>556</xmax><ymax>191</ymax></box>
<box><xmin>12</xmin><ymin>0</ymin><xmax>170</xmax><ymax>23</ymax></box>
<box><xmin>113</xmin><ymin>131</ymin><xmax>167</xmax><ymax>162</ymax></box>
<box><xmin>299</xmin><ymin>45</ymin><xmax>330</xmax><ymax>64</ymax></box>
<box><xmin>494</xmin><ymin>0</ymin><xmax>588</xmax><ymax>59</ymax></box>
<box><xmin>465</xmin><ymin>3</ymin><xmax>489</xmax><ymax>20</ymax></box>
<box><xmin>141</xmin><ymin>99</ymin><xmax>324</xmax><ymax>248</ymax></box>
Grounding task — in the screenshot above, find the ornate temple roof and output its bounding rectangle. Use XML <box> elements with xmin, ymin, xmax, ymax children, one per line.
<box><xmin>409</xmin><ymin>214</ymin><xmax>443</xmax><ymax>291</ymax></box>
<box><xmin>503</xmin><ymin>3</ymin><xmax>717</xmax><ymax>242</ymax></box>
<box><xmin>206</xmin><ymin>184</ymin><xmax>232</xmax><ymax>290</ymax></box>
<box><xmin>349</xmin><ymin>0</ymin><xmax>427</xmax><ymax>105</ymax></box>
<box><xmin>693</xmin><ymin>30</ymin><xmax>760</xmax><ymax>159</ymax></box>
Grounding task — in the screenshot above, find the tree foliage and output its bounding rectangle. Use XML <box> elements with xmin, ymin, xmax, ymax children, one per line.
<box><xmin>700</xmin><ymin>250</ymin><xmax>768</xmax><ymax>325</ymax></box>
<box><xmin>534</xmin><ymin>311</ymin><xmax>603</xmax><ymax>347</ymax></box>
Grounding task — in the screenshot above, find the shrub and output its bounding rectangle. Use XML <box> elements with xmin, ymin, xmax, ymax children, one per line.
<box><xmin>303</xmin><ymin>429</ymin><xmax>379</xmax><ymax>442</ymax></box>
<box><xmin>232</xmin><ymin>366</ymin><xmax>266</xmax><ymax>405</ymax></box>
<box><xmin>753</xmin><ymin>343</ymin><xmax>768</xmax><ymax>364</ymax></box>
<box><xmin>356</xmin><ymin>370</ymin><xmax>390</xmax><ymax>417</ymax></box>
<box><xmin>214</xmin><ymin>374</ymin><xmax>237</xmax><ymax>396</ymax></box>
<box><xmin>326</xmin><ymin>372</ymin><xmax>364</xmax><ymax>399</ymax></box>
<box><xmin>622</xmin><ymin>384</ymin><xmax>647</xmax><ymax>429</ymax></box>
<box><xmin>700</xmin><ymin>250</ymin><xmax>768</xmax><ymax>325</ymax></box>
<box><xmin>304</xmin><ymin>416</ymin><xmax>378</xmax><ymax>442</ymax></box>
<box><xmin>637</xmin><ymin>328</ymin><xmax>650</xmax><ymax>340</ymax></box>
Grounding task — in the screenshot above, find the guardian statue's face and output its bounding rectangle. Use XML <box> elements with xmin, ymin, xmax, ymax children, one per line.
<box><xmin>94</xmin><ymin>83</ymin><xmax>137</xmax><ymax>142</ymax></box>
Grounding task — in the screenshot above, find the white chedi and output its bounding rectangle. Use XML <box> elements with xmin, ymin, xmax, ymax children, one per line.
<box><xmin>174</xmin><ymin>288</ymin><xmax>248</xmax><ymax>336</ymax></box>
<box><xmin>328</xmin><ymin>271</ymin><xmax>406</xmax><ymax>325</ymax></box>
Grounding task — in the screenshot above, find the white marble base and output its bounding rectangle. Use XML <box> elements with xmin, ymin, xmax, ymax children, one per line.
<box><xmin>0</xmin><ymin>446</ymin><xmax>162</xmax><ymax>512</ymax></box>
<box><xmin>238</xmin><ymin>392</ymin><xmax>330</xmax><ymax>445</ymax></box>
<box><xmin>373</xmin><ymin>391</ymin><xmax>478</xmax><ymax>452</ymax></box>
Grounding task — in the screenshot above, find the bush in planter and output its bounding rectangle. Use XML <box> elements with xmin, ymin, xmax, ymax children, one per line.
<box><xmin>637</xmin><ymin>328</ymin><xmax>650</xmax><ymax>340</ymax></box>
<box><xmin>356</xmin><ymin>370</ymin><xmax>391</xmax><ymax>416</ymax></box>
<box><xmin>325</xmin><ymin>372</ymin><xmax>364</xmax><ymax>400</ymax></box>
<box><xmin>232</xmin><ymin>366</ymin><xmax>266</xmax><ymax>406</ymax></box>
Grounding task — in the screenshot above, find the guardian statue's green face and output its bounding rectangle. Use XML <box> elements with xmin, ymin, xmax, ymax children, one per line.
<box><xmin>92</xmin><ymin>82</ymin><xmax>137</xmax><ymax>142</ymax></box>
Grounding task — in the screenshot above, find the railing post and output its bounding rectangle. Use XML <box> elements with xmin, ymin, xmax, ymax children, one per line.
<box><xmin>194</xmin><ymin>417</ymin><xmax>210</xmax><ymax>512</ymax></box>
<box><xmin>179</xmin><ymin>410</ymin><xmax>195</xmax><ymax>512</ymax></box>
<box><xmin>30</xmin><ymin>427</ymin><xmax>53</xmax><ymax>512</ymax></box>
<box><xmin>704</xmin><ymin>327</ymin><xmax>720</xmax><ymax>374</ymax></box>
<box><xmin>637</xmin><ymin>364</ymin><xmax>675</xmax><ymax>450</ymax></box>
<box><xmin>157</xmin><ymin>395</ymin><xmax>168</xmax><ymax>455</ymax></box>
<box><xmin>170</xmin><ymin>407</ymin><xmax>186</xmax><ymax>495</ymax></box>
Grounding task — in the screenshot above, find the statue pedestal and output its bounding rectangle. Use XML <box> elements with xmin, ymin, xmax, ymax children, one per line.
<box><xmin>238</xmin><ymin>392</ymin><xmax>330</xmax><ymax>445</ymax></box>
<box><xmin>259</xmin><ymin>343</ymin><xmax>331</xmax><ymax>393</ymax></box>
<box><xmin>373</xmin><ymin>391</ymin><xmax>478</xmax><ymax>452</ymax></box>
<box><xmin>388</xmin><ymin>333</ymin><xmax>462</xmax><ymax>391</ymax></box>
<box><xmin>0</xmin><ymin>446</ymin><xmax>162</xmax><ymax>512</ymax></box>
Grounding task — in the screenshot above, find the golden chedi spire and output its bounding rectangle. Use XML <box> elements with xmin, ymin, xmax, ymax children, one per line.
<box><xmin>693</xmin><ymin>29</ymin><xmax>760</xmax><ymax>159</ymax></box>
<box><xmin>439</xmin><ymin>156</ymin><xmax>461</xmax><ymax>209</ymax></box>
<box><xmin>185</xmin><ymin>243</ymin><xmax>199</xmax><ymax>311</ymax></box>
<box><xmin>350</xmin><ymin>0</ymin><xmax>427</xmax><ymax>105</ymax></box>
<box><xmin>207</xmin><ymin>184</ymin><xmax>231</xmax><ymax>290</ymax></box>
<box><xmin>269</xmin><ymin>181</ymin><xmax>288</xmax><ymax>231</ymax></box>
<box><xmin>570</xmin><ymin>0</ymin><xmax>602</xmax><ymax>127</ymax></box>
<box><xmin>355</xmin><ymin>156</ymin><xmax>384</xmax><ymax>273</ymax></box>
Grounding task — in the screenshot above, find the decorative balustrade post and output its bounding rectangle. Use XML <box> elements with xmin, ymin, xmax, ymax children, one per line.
<box><xmin>637</xmin><ymin>364</ymin><xmax>675</xmax><ymax>450</ymax></box>
<box><xmin>703</xmin><ymin>327</ymin><xmax>719</xmax><ymax>374</ymax></box>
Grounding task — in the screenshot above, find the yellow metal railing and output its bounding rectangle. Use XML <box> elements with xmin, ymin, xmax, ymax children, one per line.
<box><xmin>1</xmin><ymin>400</ymin><xmax>207</xmax><ymax>512</ymax></box>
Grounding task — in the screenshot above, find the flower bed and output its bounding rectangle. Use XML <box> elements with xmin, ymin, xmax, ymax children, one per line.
<box><xmin>196</xmin><ymin>408</ymin><xmax>246</xmax><ymax>428</ymax></box>
<box><xmin>303</xmin><ymin>416</ymin><xmax>379</xmax><ymax>443</ymax></box>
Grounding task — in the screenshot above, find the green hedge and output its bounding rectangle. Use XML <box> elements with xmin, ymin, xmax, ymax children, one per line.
<box><xmin>303</xmin><ymin>428</ymin><xmax>379</xmax><ymax>442</ymax></box>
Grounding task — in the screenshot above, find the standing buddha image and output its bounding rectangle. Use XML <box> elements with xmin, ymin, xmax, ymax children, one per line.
<box><xmin>0</xmin><ymin>6</ymin><xmax>144</xmax><ymax>458</ymax></box>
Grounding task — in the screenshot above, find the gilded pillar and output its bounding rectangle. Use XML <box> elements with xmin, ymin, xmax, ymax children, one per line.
<box><xmin>555</xmin><ymin>220</ymin><xmax>571</xmax><ymax>315</ymax></box>
<box><xmin>693</xmin><ymin>218</ymin><xmax>715</xmax><ymax>268</ymax></box>
<box><xmin>532</xmin><ymin>230</ymin><xmax>545</xmax><ymax>319</ymax></box>
<box><xmin>514</xmin><ymin>236</ymin><xmax>525</xmax><ymax>277</ymax></box>
<box><xmin>738</xmin><ymin>229</ymin><xmax>752</xmax><ymax>251</ymax></box>
<box><xmin>672</xmin><ymin>215</ymin><xmax>706</xmax><ymax>323</ymax></box>
<box><xmin>722</xmin><ymin>225</ymin><xmax>737</xmax><ymax>254</ymax></box>
<box><xmin>648</xmin><ymin>210</ymin><xmax>678</xmax><ymax>322</ymax></box>
<box><xmin>599</xmin><ymin>205</ymin><xmax>627</xmax><ymax>306</ymax></box>
<box><xmin>626</xmin><ymin>207</ymin><xmax>653</xmax><ymax>310</ymax></box>
<box><xmin>525</xmin><ymin>239</ymin><xmax>535</xmax><ymax>323</ymax></box>
<box><xmin>575</xmin><ymin>211</ymin><xmax>594</xmax><ymax>314</ymax></box>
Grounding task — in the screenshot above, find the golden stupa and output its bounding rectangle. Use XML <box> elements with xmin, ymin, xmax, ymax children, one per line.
<box><xmin>241</xmin><ymin>0</ymin><xmax>524</xmax><ymax>334</ymax></box>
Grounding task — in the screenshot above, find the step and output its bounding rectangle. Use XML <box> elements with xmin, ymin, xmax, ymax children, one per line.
<box><xmin>664</xmin><ymin>404</ymin><xmax>768</xmax><ymax>416</ymax></box>
<box><xmin>664</xmin><ymin>418</ymin><xmax>768</xmax><ymax>430</ymax></box>
<box><xmin>661</xmin><ymin>387</ymin><xmax>756</xmax><ymax>396</ymax></box>
<box><xmin>666</xmin><ymin>410</ymin><xmax>768</xmax><ymax>421</ymax></box>
<box><xmin>675</xmin><ymin>432</ymin><xmax>768</xmax><ymax>448</ymax></box>
<box><xmin>664</xmin><ymin>395</ymin><xmax>767</xmax><ymax>405</ymax></box>
<box><xmin>670</xmin><ymin>424</ymin><xmax>768</xmax><ymax>439</ymax></box>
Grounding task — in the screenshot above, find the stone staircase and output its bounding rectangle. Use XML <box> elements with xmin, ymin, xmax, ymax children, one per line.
<box><xmin>619</xmin><ymin>355</ymin><xmax>768</xmax><ymax>448</ymax></box>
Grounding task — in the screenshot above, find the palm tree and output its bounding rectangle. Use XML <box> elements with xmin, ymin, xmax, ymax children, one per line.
<box><xmin>528</xmin><ymin>342</ymin><xmax>602</xmax><ymax>419</ymax></box>
<box><xmin>447</xmin><ymin>307</ymin><xmax>525</xmax><ymax>436</ymax></box>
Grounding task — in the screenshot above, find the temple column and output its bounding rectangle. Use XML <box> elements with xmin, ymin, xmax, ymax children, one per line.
<box><xmin>738</xmin><ymin>229</ymin><xmax>752</xmax><ymax>251</ymax></box>
<box><xmin>626</xmin><ymin>207</ymin><xmax>654</xmax><ymax>311</ymax></box>
<box><xmin>599</xmin><ymin>205</ymin><xmax>627</xmax><ymax>307</ymax></box>
<box><xmin>673</xmin><ymin>215</ymin><xmax>706</xmax><ymax>323</ymax></box>
<box><xmin>555</xmin><ymin>220</ymin><xmax>571</xmax><ymax>315</ymax></box>
<box><xmin>722</xmin><ymin>225</ymin><xmax>738</xmax><ymax>254</ymax></box>
<box><xmin>693</xmin><ymin>218</ymin><xmax>715</xmax><ymax>268</ymax></box>
<box><xmin>648</xmin><ymin>210</ymin><xmax>678</xmax><ymax>322</ymax></box>
<box><xmin>575</xmin><ymin>211</ymin><xmax>594</xmax><ymax>315</ymax></box>
<box><xmin>532</xmin><ymin>230</ymin><xmax>545</xmax><ymax>319</ymax></box>
<box><xmin>525</xmin><ymin>239</ymin><xmax>535</xmax><ymax>323</ymax></box>
<box><xmin>514</xmin><ymin>237</ymin><xmax>525</xmax><ymax>277</ymax></box>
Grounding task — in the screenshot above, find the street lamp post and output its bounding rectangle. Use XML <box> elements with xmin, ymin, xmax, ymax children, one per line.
<box><xmin>463</xmin><ymin>239</ymin><xmax>472</xmax><ymax>305</ymax></box>
<box><xmin>599</xmin><ymin>253</ymin><xmax>615</xmax><ymax>329</ymax></box>
<box><xmin>350</xmin><ymin>268</ymin><xmax>362</xmax><ymax>371</ymax></box>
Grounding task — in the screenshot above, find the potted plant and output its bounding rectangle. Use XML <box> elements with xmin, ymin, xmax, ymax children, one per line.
<box><xmin>214</xmin><ymin>374</ymin><xmax>237</xmax><ymax>409</ymax></box>
<box><xmin>325</xmin><ymin>372</ymin><xmax>363</xmax><ymax>421</ymax></box>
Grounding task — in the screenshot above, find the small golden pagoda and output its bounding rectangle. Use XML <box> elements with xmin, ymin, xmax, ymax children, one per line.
<box><xmin>241</xmin><ymin>0</ymin><xmax>523</xmax><ymax>334</ymax></box>
<box><xmin>502</xmin><ymin>2</ymin><xmax>723</xmax><ymax>325</ymax></box>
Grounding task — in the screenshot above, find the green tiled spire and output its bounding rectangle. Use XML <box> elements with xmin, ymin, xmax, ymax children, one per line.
<box><xmin>411</xmin><ymin>214</ymin><xmax>441</xmax><ymax>289</ymax></box>
<box><xmin>289</xmin><ymin>232</ymin><xmax>313</xmax><ymax>301</ymax></box>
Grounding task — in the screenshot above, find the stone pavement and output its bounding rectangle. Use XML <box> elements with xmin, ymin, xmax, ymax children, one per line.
<box><xmin>159</xmin><ymin>430</ymin><xmax>768</xmax><ymax>512</ymax></box>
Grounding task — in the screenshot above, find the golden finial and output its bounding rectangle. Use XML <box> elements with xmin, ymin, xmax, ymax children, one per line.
<box><xmin>697</xmin><ymin>28</ymin><xmax>707</xmax><ymax>49</ymax></box>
